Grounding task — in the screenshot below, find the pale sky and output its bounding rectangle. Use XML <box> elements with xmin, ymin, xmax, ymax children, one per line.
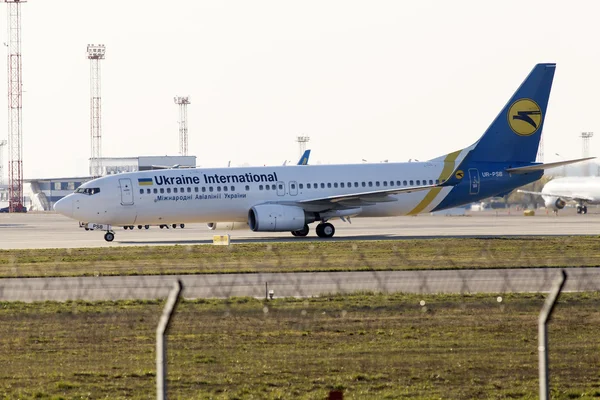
<box><xmin>1</xmin><ymin>0</ymin><xmax>599</xmax><ymax>179</ymax></box>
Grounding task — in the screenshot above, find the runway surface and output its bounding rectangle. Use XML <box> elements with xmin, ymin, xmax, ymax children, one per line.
<box><xmin>1</xmin><ymin>267</ymin><xmax>598</xmax><ymax>302</ymax></box>
<box><xmin>1</xmin><ymin>209</ymin><xmax>600</xmax><ymax>249</ymax></box>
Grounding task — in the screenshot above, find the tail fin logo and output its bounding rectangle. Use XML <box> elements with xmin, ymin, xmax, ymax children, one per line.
<box><xmin>507</xmin><ymin>98</ymin><xmax>542</xmax><ymax>136</ymax></box>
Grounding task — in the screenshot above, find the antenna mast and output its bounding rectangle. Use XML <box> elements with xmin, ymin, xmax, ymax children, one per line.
<box><xmin>174</xmin><ymin>96</ymin><xmax>190</xmax><ymax>156</ymax></box>
<box><xmin>5</xmin><ymin>0</ymin><xmax>26</xmax><ymax>212</ymax></box>
<box><xmin>87</xmin><ymin>44</ymin><xmax>105</xmax><ymax>177</ymax></box>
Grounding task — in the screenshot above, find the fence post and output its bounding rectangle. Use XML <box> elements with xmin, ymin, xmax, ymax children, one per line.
<box><xmin>157</xmin><ymin>280</ymin><xmax>183</xmax><ymax>400</ymax></box>
<box><xmin>539</xmin><ymin>269</ymin><xmax>567</xmax><ymax>400</ymax></box>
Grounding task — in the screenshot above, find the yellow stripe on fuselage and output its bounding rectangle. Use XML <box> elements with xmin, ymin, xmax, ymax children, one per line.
<box><xmin>407</xmin><ymin>150</ymin><xmax>461</xmax><ymax>215</ymax></box>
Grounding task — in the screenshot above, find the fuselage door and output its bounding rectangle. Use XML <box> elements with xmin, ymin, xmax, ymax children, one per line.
<box><xmin>289</xmin><ymin>181</ymin><xmax>298</xmax><ymax>196</ymax></box>
<box><xmin>119</xmin><ymin>178</ymin><xmax>134</xmax><ymax>205</ymax></box>
<box><xmin>468</xmin><ymin>168</ymin><xmax>480</xmax><ymax>195</ymax></box>
<box><xmin>276</xmin><ymin>181</ymin><xmax>285</xmax><ymax>196</ymax></box>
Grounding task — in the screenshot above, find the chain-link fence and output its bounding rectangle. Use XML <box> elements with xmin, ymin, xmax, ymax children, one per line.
<box><xmin>1</xmin><ymin>243</ymin><xmax>600</xmax><ymax>399</ymax></box>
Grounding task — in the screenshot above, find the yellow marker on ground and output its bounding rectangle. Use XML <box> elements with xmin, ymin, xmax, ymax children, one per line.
<box><xmin>213</xmin><ymin>235</ymin><xmax>231</xmax><ymax>246</ymax></box>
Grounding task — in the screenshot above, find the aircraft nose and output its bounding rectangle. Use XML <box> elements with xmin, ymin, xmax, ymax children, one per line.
<box><xmin>53</xmin><ymin>195</ymin><xmax>73</xmax><ymax>218</ymax></box>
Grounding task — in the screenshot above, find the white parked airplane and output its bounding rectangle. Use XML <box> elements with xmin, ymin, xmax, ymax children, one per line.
<box><xmin>54</xmin><ymin>63</ymin><xmax>589</xmax><ymax>242</ymax></box>
<box><xmin>519</xmin><ymin>176</ymin><xmax>600</xmax><ymax>214</ymax></box>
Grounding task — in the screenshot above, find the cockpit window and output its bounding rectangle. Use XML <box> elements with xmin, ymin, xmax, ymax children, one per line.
<box><xmin>75</xmin><ymin>187</ymin><xmax>101</xmax><ymax>195</ymax></box>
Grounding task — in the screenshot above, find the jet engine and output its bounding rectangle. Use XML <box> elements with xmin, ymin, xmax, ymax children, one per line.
<box><xmin>207</xmin><ymin>222</ymin><xmax>249</xmax><ymax>231</ymax></box>
<box><xmin>248</xmin><ymin>204</ymin><xmax>315</xmax><ymax>232</ymax></box>
<box><xmin>545</xmin><ymin>197</ymin><xmax>566</xmax><ymax>210</ymax></box>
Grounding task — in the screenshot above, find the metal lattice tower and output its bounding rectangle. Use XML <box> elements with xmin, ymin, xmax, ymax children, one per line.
<box><xmin>580</xmin><ymin>132</ymin><xmax>594</xmax><ymax>176</ymax></box>
<box><xmin>174</xmin><ymin>96</ymin><xmax>190</xmax><ymax>156</ymax></box>
<box><xmin>87</xmin><ymin>44</ymin><xmax>105</xmax><ymax>177</ymax></box>
<box><xmin>5</xmin><ymin>0</ymin><xmax>25</xmax><ymax>212</ymax></box>
<box><xmin>0</xmin><ymin>139</ymin><xmax>7</xmax><ymax>185</ymax></box>
<box><xmin>536</xmin><ymin>135</ymin><xmax>544</xmax><ymax>163</ymax></box>
<box><xmin>296</xmin><ymin>135</ymin><xmax>310</xmax><ymax>158</ymax></box>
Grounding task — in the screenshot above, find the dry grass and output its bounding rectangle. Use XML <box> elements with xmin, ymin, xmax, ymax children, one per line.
<box><xmin>1</xmin><ymin>292</ymin><xmax>600</xmax><ymax>399</ymax></box>
<box><xmin>1</xmin><ymin>237</ymin><xmax>600</xmax><ymax>278</ymax></box>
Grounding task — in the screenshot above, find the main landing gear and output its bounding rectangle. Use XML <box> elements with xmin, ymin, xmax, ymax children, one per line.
<box><xmin>290</xmin><ymin>222</ymin><xmax>336</xmax><ymax>238</ymax></box>
<box><xmin>291</xmin><ymin>224</ymin><xmax>310</xmax><ymax>237</ymax></box>
<box><xmin>316</xmin><ymin>222</ymin><xmax>335</xmax><ymax>238</ymax></box>
<box><xmin>577</xmin><ymin>205</ymin><xmax>588</xmax><ymax>214</ymax></box>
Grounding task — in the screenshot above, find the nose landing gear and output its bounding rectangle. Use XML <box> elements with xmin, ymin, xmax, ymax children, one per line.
<box><xmin>104</xmin><ymin>231</ymin><xmax>115</xmax><ymax>242</ymax></box>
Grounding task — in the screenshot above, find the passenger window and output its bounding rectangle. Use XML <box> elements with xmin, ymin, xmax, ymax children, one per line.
<box><xmin>334</xmin><ymin>183</ymin><xmax>338</xmax><ymax>188</ymax></box>
<box><xmin>416</xmin><ymin>180</ymin><xmax>420</xmax><ymax>185</ymax></box>
<box><xmin>180</xmin><ymin>187</ymin><xmax>184</xmax><ymax>192</ymax></box>
<box><xmin>154</xmin><ymin>188</ymin><xmax>158</xmax><ymax>194</ymax></box>
<box><xmin>375</xmin><ymin>181</ymin><xmax>380</xmax><ymax>187</ymax></box>
<box><xmin>217</xmin><ymin>186</ymin><xmax>221</xmax><ymax>192</ymax></box>
<box><xmin>160</xmin><ymin>188</ymin><xmax>164</xmax><ymax>194</ymax></box>
<box><xmin>187</xmin><ymin>187</ymin><xmax>192</xmax><ymax>193</ymax></box>
<box><xmin>354</xmin><ymin>182</ymin><xmax>359</xmax><ymax>187</ymax></box>
<box><xmin>209</xmin><ymin>187</ymin><xmax>214</xmax><ymax>192</ymax></box>
<box><xmin>340</xmin><ymin>183</ymin><xmax>345</xmax><ymax>188</ymax></box>
<box><xmin>167</xmin><ymin>188</ymin><xmax>171</xmax><ymax>193</ymax></box>
<box><xmin>223</xmin><ymin>186</ymin><xmax>228</xmax><ymax>192</ymax></box>
<box><xmin>299</xmin><ymin>183</ymin><xmax>304</xmax><ymax>189</ymax></box>
<box><xmin>347</xmin><ymin>182</ymin><xmax>352</xmax><ymax>187</ymax></box>
<box><xmin>390</xmin><ymin>181</ymin><xmax>395</xmax><ymax>186</ymax></box>
<box><xmin>139</xmin><ymin>189</ymin><xmax>144</xmax><ymax>194</ymax></box>
<box><xmin>327</xmin><ymin>183</ymin><xmax>332</xmax><ymax>188</ymax></box>
<box><xmin>259</xmin><ymin>185</ymin><xmax>263</xmax><ymax>190</ymax></box>
<box><xmin>368</xmin><ymin>182</ymin><xmax>373</xmax><ymax>187</ymax></box>
<box><xmin>272</xmin><ymin>184</ymin><xmax>276</xmax><ymax>190</ymax></box>
<box><xmin>435</xmin><ymin>180</ymin><xmax>439</xmax><ymax>185</ymax></box>
<box><xmin>383</xmin><ymin>181</ymin><xmax>388</xmax><ymax>187</ymax></box>
<box><xmin>278</xmin><ymin>184</ymin><xmax>283</xmax><ymax>190</ymax></box>
<box><xmin>231</xmin><ymin>186</ymin><xmax>235</xmax><ymax>191</ymax></box>
<box><xmin>245</xmin><ymin>185</ymin><xmax>250</xmax><ymax>191</ymax></box>
<box><xmin>146</xmin><ymin>189</ymin><xmax>151</xmax><ymax>194</ymax></box>
<box><xmin>202</xmin><ymin>187</ymin><xmax>206</xmax><ymax>192</ymax></box>
<box><xmin>320</xmin><ymin>183</ymin><xmax>325</xmax><ymax>189</ymax></box>
<box><xmin>429</xmin><ymin>180</ymin><xmax>433</xmax><ymax>185</ymax></box>
<box><xmin>265</xmin><ymin>185</ymin><xmax>270</xmax><ymax>191</ymax></box>
<box><xmin>291</xmin><ymin>183</ymin><xmax>296</xmax><ymax>189</ymax></box>
<box><xmin>174</xmin><ymin>188</ymin><xmax>178</xmax><ymax>193</ymax></box>
<box><xmin>362</xmin><ymin>182</ymin><xmax>366</xmax><ymax>187</ymax></box>
<box><xmin>402</xmin><ymin>180</ymin><xmax>406</xmax><ymax>186</ymax></box>
<box><xmin>410</xmin><ymin>180</ymin><xmax>414</xmax><ymax>185</ymax></box>
<box><xmin>194</xmin><ymin>187</ymin><xmax>198</xmax><ymax>192</ymax></box>
<box><xmin>307</xmin><ymin>183</ymin><xmax>311</xmax><ymax>189</ymax></box>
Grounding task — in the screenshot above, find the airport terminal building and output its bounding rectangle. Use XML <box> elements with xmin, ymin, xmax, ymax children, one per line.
<box><xmin>13</xmin><ymin>155</ymin><xmax>197</xmax><ymax>211</ymax></box>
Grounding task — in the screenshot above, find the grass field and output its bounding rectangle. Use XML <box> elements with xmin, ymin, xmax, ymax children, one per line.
<box><xmin>1</xmin><ymin>237</ymin><xmax>600</xmax><ymax>278</ymax></box>
<box><xmin>1</xmin><ymin>292</ymin><xmax>599</xmax><ymax>399</ymax></box>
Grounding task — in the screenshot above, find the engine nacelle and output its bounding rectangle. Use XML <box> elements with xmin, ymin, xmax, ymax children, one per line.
<box><xmin>545</xmin><ymin>197</ymin><xmax>566</xmax><ymax>210</ymax></box>
<box><xmin>207</xmin><ymin>222</ymin><xmax>249</xmax><ymax>231</ymax></box>
<box><xmin>248</xmin><ymin>204</ymin><xmax>315</xmax><ymax>232</ymax></box>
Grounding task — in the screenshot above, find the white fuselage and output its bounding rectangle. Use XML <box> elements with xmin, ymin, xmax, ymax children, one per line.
<box><xmin>56</xmin><ymin>158</ymin><xmax>470</xmax><ymax>227</ymax></box>
<box><xmin>542</xmin><ymin>177</ymin><xmax>600</xmax><ymax>205</ymax></box>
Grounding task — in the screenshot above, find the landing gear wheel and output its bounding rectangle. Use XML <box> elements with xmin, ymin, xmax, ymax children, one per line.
<box><xmin>137</xmin><ymin>225</ymin><xmax>142</xmax><ymax>229</ymax></box>
<box><xmin>123</xmin><ymin>226</ymin><xmax>128</xmax><ymax>230</ymax></box>
<box><xmin>180</xmin><ymin>224</ymin><xmax>185</xmax><ymax>229</ymax></box>
<box><xmin>582</xmin><ymin>206</ymin><xmax>588</xmax><ymax>214</ymax></box>
<box><xmin>104</xmin><ymin>232</ymin><xmax>115</xmax><ymax>242</ymax></box>
<box><xmin>316</xmin><ymin>223</ymin><xmax>335</xmax><ymax>238</ymax></box>
<box><xmin>172</xmin><ymin>224</ymin><xmax>177</xmax><ymax>229</ymax></box>
<box><xmin>577</xmin><ymin>206</ymin><xmax>582</xmax><ymax>214</ymax></box>
<box><xmin>145</xmin><ymin>225</ymin><xmax>150</xmax><ymax>229</ymax></box>
<box><xmin>291</xmin><ymin>224</ymin><xmax>309</xmax><ymax>237</ymax></box>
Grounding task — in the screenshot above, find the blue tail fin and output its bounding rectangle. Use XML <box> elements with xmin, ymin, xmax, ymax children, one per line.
<box><xmin>297</xmin><ymin>150</ymin><xmax>311</xmax><ymax>165</ymax></box>
<box><xmin>469</xmin><ymin>63</ymin><xmax>556</xmax><ymax>163</ymax></box>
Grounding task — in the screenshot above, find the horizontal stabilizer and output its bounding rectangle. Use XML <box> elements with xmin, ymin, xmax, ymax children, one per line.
<box><xmin>505</xmin><ymin>157</ymin><xmax>595</xmax><ymax>174</ymax></box>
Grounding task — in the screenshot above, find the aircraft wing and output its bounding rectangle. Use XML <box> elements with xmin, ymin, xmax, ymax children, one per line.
<box><xmin>517</xmin><ymin>190</ymin><xmax>595</xmax><ymax>203</ymax></box>
<box><xmin>297</xmin><ymin>184</ymin><xmax>438</xmax><ymax>208</ymax></box>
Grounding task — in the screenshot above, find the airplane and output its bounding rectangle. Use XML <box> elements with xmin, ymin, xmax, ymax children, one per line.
<box><xmin>518</xmin><ymin>176</ymin><xmax>600</xmax><ymax>214</ymax></box>
<box><xmin>209</xmin><ymin>149</ymin><xmax>312</xmax><ymax>231</ymax></box>
<box><xmin>54</xmin><ymin>63</ymin><xmax>590</xmax><ymax>242</ymax></box>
